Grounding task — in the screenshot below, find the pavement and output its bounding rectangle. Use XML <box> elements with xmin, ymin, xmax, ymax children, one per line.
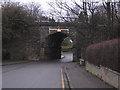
<box><xmin>0</xmin><ymin>60</ymin><xmax>36</xmax><ymax>66</ymax></box>
<box><xmin>63</xmin><ymin>62</ymin><xmax>114</xmax><ymax>89</ymax></box>
<box><xmin>1</xmin><ymin>54</ymin><xmax>66</xmax><ymax>66</ymax></box>
<box><xmin>1</xmin><ymin>53</ymin><xmax>69</xmax><ymax>66</ymax></box>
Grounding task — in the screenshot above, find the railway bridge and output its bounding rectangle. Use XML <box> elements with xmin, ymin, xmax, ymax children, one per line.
<box><xmin>4</xmin><ymin>22</ymin><xmax>87</xmax><ymax>62</ymax></box>
<box><xmin>37</xmin><ymin>22</ymin><xmax>86</xmax><ymax>61</ymax></box>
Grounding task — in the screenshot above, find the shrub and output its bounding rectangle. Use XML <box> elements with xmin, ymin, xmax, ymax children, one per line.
<box><xmin>85</xmin><ymin>39</ymin><xmax>120</xmax><ymax>73</ymax></box>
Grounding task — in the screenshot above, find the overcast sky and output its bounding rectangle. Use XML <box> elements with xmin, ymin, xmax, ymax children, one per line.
<box><xmin>2</xmin><ymin>0</ymin><xmax>118</xmax><ymax>11</ymax></box>
<box><xmin>3</xmin><ymin>0</ymin><xmax>85</xmax><ymax>12</ymax></box>
<box><xmin>1</xmin><ymin>0</ymin><xmax>119</xmax><ymax>16</ymax></box>
<box><xmin>8</xmin><ymin>0</ymin><xmax>54</xmax><ymax>11</ymax></box>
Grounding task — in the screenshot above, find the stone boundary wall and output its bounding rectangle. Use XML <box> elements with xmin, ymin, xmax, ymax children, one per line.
<box><xmin>86</xmin><ymin>61</ymin><xmax>120</xmax><ymax>89</ymax></box>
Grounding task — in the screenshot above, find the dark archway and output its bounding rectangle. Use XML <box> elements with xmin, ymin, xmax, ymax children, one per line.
<box><xmin>45</xmin><ymin>32</ymin><xmax>68</xmax><ymax>60</ymax></box>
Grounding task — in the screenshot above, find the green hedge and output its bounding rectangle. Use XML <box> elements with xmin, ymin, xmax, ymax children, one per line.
<box><xmin>85</xmin><ymin>39</ymin><xmax>120</xmax><ymax>73</ymax></box>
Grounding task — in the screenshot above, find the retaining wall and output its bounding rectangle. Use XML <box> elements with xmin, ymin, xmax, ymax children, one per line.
<box><xmin>86</xmin><ymin>61</ymin><xmax>120</xmax><ymax>89</ymax></box>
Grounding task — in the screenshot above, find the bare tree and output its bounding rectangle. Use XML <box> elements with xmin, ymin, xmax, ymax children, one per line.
<box><xmin>48</xmin><ymin>0</ymin><xmax>84</xmax><ymax>22</ymax></box>
<box><xmin>103</xmin><ymin>1</ymin><xmax>120</xmax><ymax>39</ymax></box>
<box><xmin>24</xmin><ymin>2</ymin><xmax>45</xmax><ymax>22</ymax></box>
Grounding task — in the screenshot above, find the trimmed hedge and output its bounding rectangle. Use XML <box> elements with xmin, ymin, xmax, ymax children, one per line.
<box><xmin>85</xmin><ymin>39</ymin><xmax>120</xmax><ymax>73</ymax></box>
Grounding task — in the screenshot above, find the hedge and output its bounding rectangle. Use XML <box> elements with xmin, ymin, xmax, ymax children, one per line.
<box><xmin>85</xmin><ymin>39</ymin><xmax>120</xmax><ymax>73</ymax></box>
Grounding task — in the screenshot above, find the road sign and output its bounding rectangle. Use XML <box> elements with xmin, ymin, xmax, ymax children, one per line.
<box><xmin>57</xmin><ymin>28</ymin><xmax>62</xmax><ymax>32</ymax></box>
<box><xmin>49</xmin><ymin>27</ymin><xmax>69</xmax><ymax>34</ymax></box>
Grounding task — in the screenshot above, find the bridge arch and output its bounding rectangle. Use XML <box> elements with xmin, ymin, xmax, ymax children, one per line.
<box><xmin>38</xmin><ymin>23</ymin><xmax>85</xmax><ymax>62</ymax></box>
<box><xmin>44</xmin><ymin>32</ymin><xmax>74</xmax><ymax>60</ymax></box>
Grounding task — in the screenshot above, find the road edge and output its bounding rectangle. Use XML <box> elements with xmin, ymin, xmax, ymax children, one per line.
<box><xmin>0</xmin><ymin>61</ymin><xmax>35</xmax><ymax>66</ymax></box>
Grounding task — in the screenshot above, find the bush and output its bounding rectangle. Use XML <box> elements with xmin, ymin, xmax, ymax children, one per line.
<box><xmin>85</xmin><ymin>39</ymin><xmax>120</xmax><ymax>73</ymax></box>
<box><xmin>2</xmin><ymin>49</ymin><xmax>11</xmax><ymax>60</ymax></box>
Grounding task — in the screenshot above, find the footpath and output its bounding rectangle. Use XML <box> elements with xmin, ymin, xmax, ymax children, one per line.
<box><xmin>0</xmin><ymin>60</ymin><xmax>34</xmax><ymax>66</ymax></box>
<box><xmin>63</xmin><ymin>62</ymin><xmax>115</xmax><ymax>89</ymax></box>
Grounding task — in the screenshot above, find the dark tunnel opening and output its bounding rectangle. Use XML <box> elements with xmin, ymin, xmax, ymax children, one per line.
<box><xmin>45</xmin><ymin>32</ymin><xmax>68</xmax><ymax>60</ymax></box>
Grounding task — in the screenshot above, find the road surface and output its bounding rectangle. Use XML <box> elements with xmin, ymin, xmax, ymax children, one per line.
<box><xmin>2</xmin><ymin>53</ymin><xmax>112</xmax><ymax>88</ymax></box>
<box><xmin>2</xmin><ymin>54</ymin><xmax>73</xmax><ymax>88</ymax></box>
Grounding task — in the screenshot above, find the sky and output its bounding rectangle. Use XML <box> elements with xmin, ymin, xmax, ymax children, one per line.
<box><xmin>1</xmin><ymin>0</ymin><xmax>119</xmax><ymax>17</ymax></box>
<box><xmin>1</xmin><ymin>0</ymin><xmax>81</xmax><ymax>18</ymax></box>
<box><xmin>7</xmin><ymin>0</ymin><xmax>54</xmax><ymax>11</ymax></box>
<box><xmin>2</xmin><ymin>0</ymin><xmax>119</xmax><ymax>11</ymax></box>
<box><xmin>2</xmin><ymin>0</ymin><xmax>82</xmax><ymax>11</ymax></box>
<box><xmin>0</xmin><ymin>0</ymin><xmax>82</xmax><ymax>21</ymax></box>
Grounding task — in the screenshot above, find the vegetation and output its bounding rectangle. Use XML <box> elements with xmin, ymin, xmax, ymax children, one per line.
<box><xmin>2</xmin><ymin>2</ymin><xmax>34</xmax><ymax>43</ymax></box>
<box><xmin>2</xmin><ymin>2</ymin><xmax>46</xmax><ymax>42</ymax></box>
<box><xmin>48</xmin><ymin>0</ymin><xmax>120</xmax><ymax>60</ymax></box>
<box><xmin>48</xmin><ymin>0</ymin><xmax>120</xmax><ymax>43</ymax></box>
<box><xmin>2</xmin><ymin>2</ymin><xmax>47</xmax><ymax>60</ymax></box>
<box><xmin>61</xmin><ymin>37</ymin><xmax>73</xmax><ymax>52</ymax></box>
<box><xmin>3</xmin><ymin>1</ymin><xmax>120</xmax><ymax>45</ymax></box>
<box><xmin>61</xmin><ymin>37</ymin><xmax>73</xmax><ymax>47</ymax></box>
<box><xmin>2</xmin><ymin>1</ymin><xmax>119</xmax><ymax>62</ymax></box>
<box><xmin>86</xmin><ymin>39</ymin><xmax>119</xmax><ymax>72</ymax></box>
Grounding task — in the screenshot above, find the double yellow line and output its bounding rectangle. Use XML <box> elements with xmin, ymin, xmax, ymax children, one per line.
<box><xmin>61</xmin><ymin>68</ymin><xmax>65</xmax><ymax>90</ymax></box>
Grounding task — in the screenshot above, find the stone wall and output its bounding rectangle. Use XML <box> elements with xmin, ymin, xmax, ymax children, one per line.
<box><xmin>86</xmin><ymin>61</ymin><xmax>120</xmax><ymax>89</ymax></box>
<box><xmin>39</xmin><ymin>26</ymin><xmax>49</xmax><ymax>60</ymax></box>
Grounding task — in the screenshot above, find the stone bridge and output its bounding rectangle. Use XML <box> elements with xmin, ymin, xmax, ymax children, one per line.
<box><xmin>4</xmin><ymin>22</ymin><xmax>86</xmax><ymax>62</ymax></box>
<box><xmin>37</xmin><ymin>22</ymin><xmax>86</xmax><ymax>61</ymax></box>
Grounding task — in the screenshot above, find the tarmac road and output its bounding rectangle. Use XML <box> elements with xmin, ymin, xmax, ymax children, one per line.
<box><xmin>2</xmin><ymin>61</ymin><xmax>63</xmax><ymax>88</ymax></box>
<box><xmin>2</xmin><ymin>53</ymin><xmax>113</xmax><ymax>88</ymax></box>
<box><xmin>2</xmin><ymin>53</ymin><xmax>73</xmax><ymax>88</ymax></box>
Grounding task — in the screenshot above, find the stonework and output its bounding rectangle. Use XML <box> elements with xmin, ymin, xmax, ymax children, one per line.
<box><xmin>3</xmin><ymin>23</ymin><xmax>85</xmax><ymax>62</ymax></box>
